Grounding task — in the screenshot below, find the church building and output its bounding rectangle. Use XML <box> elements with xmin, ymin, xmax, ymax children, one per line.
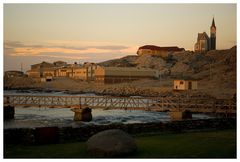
<box><xmin>194</xmin><ymin>18</ymin><xmax>216</xmax><ymax>53</ymax></box>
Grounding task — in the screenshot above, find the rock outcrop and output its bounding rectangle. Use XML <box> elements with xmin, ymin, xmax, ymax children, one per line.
<box><xmin>86</xmin><ymin>129</ymin><xmax>137</xmax><ymax>157</ymax></box>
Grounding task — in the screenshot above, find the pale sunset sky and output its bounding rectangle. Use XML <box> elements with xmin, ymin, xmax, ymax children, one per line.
<box><xmin>4</xmin><ymin>3</ymin><xmax>236</xmax><ymax>72</ymax></box>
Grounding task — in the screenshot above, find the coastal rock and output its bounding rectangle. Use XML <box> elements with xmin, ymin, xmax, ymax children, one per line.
<box><xmin>86</xmin><ymin>129</ymin><xmax>137</xmax><ymax>157</ymax></box>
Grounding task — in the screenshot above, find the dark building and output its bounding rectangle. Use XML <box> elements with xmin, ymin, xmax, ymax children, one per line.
<box><xmin>194</xmin><ymin>17</ymin><xmax>217</xmax><ymax>53</ymax></box>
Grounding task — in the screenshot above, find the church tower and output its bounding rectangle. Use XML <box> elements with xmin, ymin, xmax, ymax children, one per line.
<box><xmin>210</xmin><ymin>17</ymin><xmax>216</xmax><ymax>50</ymax></box>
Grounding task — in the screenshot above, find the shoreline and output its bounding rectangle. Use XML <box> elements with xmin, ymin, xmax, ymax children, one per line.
<box><xmin>3</xmin><ymin>86</ymin><xmax>215</xmax><ymax>98</ymax></box>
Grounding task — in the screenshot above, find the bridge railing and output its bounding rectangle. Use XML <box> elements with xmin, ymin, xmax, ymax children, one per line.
<box><xmin>4</xmin><ymin>95</ymin><xmax>236</xmax><ymax>113</ymax></box>
<box><xmin>4</xmin><ymin>95</ymin><xmax>157</xmax><ymax>110</ymax></box>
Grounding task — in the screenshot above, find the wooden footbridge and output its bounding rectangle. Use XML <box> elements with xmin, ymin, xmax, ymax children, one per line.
<box><xmin>4</xmin><ymin>95</ymin><xmax>236</xmax><ymax>114</ymax></box>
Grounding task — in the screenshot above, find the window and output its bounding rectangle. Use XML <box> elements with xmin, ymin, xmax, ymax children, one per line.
<box><xmin>180</xmin><ymin>81</ymin><xmax>184</xmax><ymax>84</ymax></box>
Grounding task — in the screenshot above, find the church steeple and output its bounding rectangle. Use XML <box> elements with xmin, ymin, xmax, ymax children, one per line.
<box><xmin>211</xmin><ymin>17</ymin><xmax>216</xmax><ymax>28</ymax></box>
<box><xmin>210</xmin><ymin>17</ymin><xmax>216</xmax><ymax>50</ymax></box>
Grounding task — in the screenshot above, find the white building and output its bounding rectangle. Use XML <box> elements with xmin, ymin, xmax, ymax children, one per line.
<box><xmin>173</xmin><ymin>80</ymin><xmax>198</xmax><ymax>91</ymax></box>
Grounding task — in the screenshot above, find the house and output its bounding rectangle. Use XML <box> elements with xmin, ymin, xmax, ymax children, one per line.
<box><xmin>95</xmin><ymin>67</ymin><xmax>159</xmax><ymax>84</ymax></box>
<box><xmin>137</xmin><ymin>45</ymin><xmax>184</xmax><ymax>57</ymax></box>
<box><xmin>194</xmin><ymin>18</ymin><xmax>216</xmax><ymax>53</ymax></box>
<box><xmin>55</xmin><ymin>67</ymin><xmax>73</xmax><ymax>77</ymax></box>
<box><xmin>71</xmin><ymin>67</ymin><xmax>88</xmax><ymax>80</ymax></box>
<box><xmin>26</xmin><ymin>69</ymin><xmax>41</xmax><ymax>78</ymax></box>
<box><xmin>83</xmin><ymin>62</ymin><xmax>99</xmax><ymax>81</ymax></box>
<box><xmin>31</xmin><ymin>61</ymin><xmax>54</xmax><ymax>70</ymax></box>
<box><xmin>42</xmin><ymin>68</ymin><xmax>56</xmax><ymax>77</ymax></box>
<box><xmin>27</xmin><ymin>67</ymin><xmax>56</xmax><ymax>78</ymax></box>
<box><xmin>173</xmin><ymin>80</ymin><xmax>198</xmax><ymax>91</ymax></box>
<box><xmin>4</xmin><ymin>71</ymin><xmax>25</xmax><ymax>78</ymax></box>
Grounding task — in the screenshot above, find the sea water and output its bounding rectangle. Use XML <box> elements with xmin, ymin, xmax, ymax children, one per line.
<box><xmin>4</xmin><ymin>90</ymin><xmax>213</xmax><ymax>128</ymax></box>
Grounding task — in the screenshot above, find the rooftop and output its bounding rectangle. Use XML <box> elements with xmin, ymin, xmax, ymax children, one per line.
<box><xmin>138</xmin><ymin>45</ymin><xmax>185</xmax><ymax>52</ymax></box>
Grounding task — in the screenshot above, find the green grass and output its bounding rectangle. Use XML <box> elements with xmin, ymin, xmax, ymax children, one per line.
<box><xmin>4</xmin><ymin>129</ymin><xmax>236</xmax><ymax>158</ymax></box>
<box><xmin>132</xmin><ymin>130</ymin><xmax>236</xmax><ymax>158</ymax></box>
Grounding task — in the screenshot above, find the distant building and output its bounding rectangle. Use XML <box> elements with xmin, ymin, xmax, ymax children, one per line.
<box><xmin>173</xmin><ymin>80</ymin><xmax>198</xmax><ymax>91</ymax></box>
<box><xmin>71</xmin><ymin>68</ymin><xmax>88</xmax><ymax>80</ymax></box>
<box><xmin>83</xmin><ymin>62</ymin><xmax>99</xmax><ymax>81</ymax></box>
<box><xmin>95</xmin><ymin>67</ymin><xmax>159</xmax><ymax>84</ymax></box>
<box><xmin>4</xmin><ymin>71</ymin><xmax>25</xmax><ymax>78</ymax></box>
<box><xmin>27</xmin><ymin>61</ymin><xmax>99</xmax><ymax>82</ymax></box>
<box><xmin>31</xmin><ymin>61</ymin><xmax>54</xmax><ymax>70</ymax></box>
<box><xmin>42</xmin><ymin>68</ymin><xmax>56</xmax><ymax>77</ymax></box>
<box><xmin>137</xmin><ymin>45</ymin><xmax>185</xmax><ymax>57</ymax></box>
<box><xmin>53</xmin><ymin>66</ymin><xmax>92</xmax><ymax>81</ymax></box>
<box><xmin>55</xmin><ymin>67</ymin><xmax>73</xmax><ymax>77</ymax></box>
<box><xmin>27</xmin><ymin>67</ymin><xmax>57</xmax><ymax>78</ymax></box>
<box><xmin>28</xmin><ymin>61</ymin><xmax>69</xmax><ymax>78</ymax></box>
<box><xmin>26</xmin><ymin>69</ymin><xmax>41</xmax><ymax>78</ymax></box>
<box><xmin>28</xmin><ymin>61</ymin><xmax>55</xmax><ymax>78</ymax></box>
<box><xmin>194</xmin><ymin>18</ymin><xmax>216</xmax><ymax>53</ymax></box>
<box><xmin>194</xmin><ymin>32</ymin><xmax>210</xmax><ymax>53</ymax></box>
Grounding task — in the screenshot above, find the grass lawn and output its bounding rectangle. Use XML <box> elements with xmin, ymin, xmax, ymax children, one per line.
<box><xmin>4</xmin><ymin>129</ymin><xmax>236</xmax><ymax>158</ymax></box>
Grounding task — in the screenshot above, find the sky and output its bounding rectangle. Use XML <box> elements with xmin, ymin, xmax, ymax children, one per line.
<box><xmin>3</xmin><ymin>3</ymin><xmax>237</xmax><ymax>72</ymax></box>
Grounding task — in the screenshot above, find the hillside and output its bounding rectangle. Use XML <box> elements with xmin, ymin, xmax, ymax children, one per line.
<box><xmin>4</xmin><ymin>46</ymin><xmax>236</xmax><ymax>99</ymax></box>
<box><xmin>99</xmin><ymin>46</ymin><xmax>236</xmax><ymax>79</ymax></box>
<box><xmin>98</xmin><ymin>46</ymin><xmax>236</xmax><ymax>98</ymax></box>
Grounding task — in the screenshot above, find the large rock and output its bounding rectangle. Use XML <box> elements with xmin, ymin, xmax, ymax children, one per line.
<box><xmin>170</xmin><ymin>62</ymin><xmax>191</xmax><ymax>76</ymax></box>
<box><xmin>86</xmin><ymin>129</ymin><xmax>137</xmax><ymax>157</ymax></box>
<box><xmin>135</xmin><ymin>54</ymin><xmax>167</xmax><ymax>69</ymax></box>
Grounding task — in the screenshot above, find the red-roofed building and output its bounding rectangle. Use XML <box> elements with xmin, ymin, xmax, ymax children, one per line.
<box><xmin>137</xmin><ymin>45</ymin><xmax>185</xmax><ymax>57</ymax></box>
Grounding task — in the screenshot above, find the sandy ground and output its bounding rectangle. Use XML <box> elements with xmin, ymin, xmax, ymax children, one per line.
<box><xmin>4</xmin><ymin>76</ymin><xmax>235</xmax><ymax>99</ymax></box>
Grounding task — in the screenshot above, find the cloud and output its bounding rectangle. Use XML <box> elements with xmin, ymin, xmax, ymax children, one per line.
<box><xmin>4</xmin><ymin>40</ymin><xmax>138</xmax><ymax>72</ymax></box>
<box><xmin>89</xmin><ymin>45</ymin><xmax>129</xmax><ymax>50</ymax></box>
<box><xmin>120</xmin><ymin>46</ymin><xmax>138</xmax><ymax>54</ymax></box>
<box><xmin>4</xmin><ymin>41</ymin><xmax>25</xmax><ymax>49</ymax></box>
<box><xmin>4</xmin><ymin>40</ymin><xmax>136</xmax><ymax>57</ymax></box>
<box><xmin>4</xmin><ymin>41</ymin><xmax>44</xmax><ymax>49</ymax></box>
<box><xmin>38</xmin><ymin>54</ymin><xmax>89</xmax><ymax>60</ymax></box>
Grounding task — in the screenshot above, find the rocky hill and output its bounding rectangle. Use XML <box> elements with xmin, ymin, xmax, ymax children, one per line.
<box><xmin>99</xmin><ymin>46</ymin><xmax>236</xmax><ymax>79</ymax></box>
<box><xmin>98</xmin><ymin>46</ymin><xmax>236</xmax><ymax>98</ymax></box>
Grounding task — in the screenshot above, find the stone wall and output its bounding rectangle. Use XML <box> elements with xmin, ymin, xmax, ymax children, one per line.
<box><xmin>4</xmin><ymin>118</ymin><xmax>236</xmax><ymax>145</ymax></box>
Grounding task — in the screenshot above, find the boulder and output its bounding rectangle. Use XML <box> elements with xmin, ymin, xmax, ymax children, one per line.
<box><xmin>86</xmin><ymin>129</ymin><xmax>137</xmax><ymax>157</ymax></box>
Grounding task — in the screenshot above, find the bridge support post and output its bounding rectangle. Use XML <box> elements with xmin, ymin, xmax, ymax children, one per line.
<box><xmin>170</xmin><ymin>110</ymin><xmax>192</xmax><ymax>121</ymax></box>
<box><xmin>71</xmin><ymin>107</ymin><xmax>92</xmax><ymax>122</ymax></box>
<box><xmin>4</xmin><ymin>105</ymin><xmax>15</xmax><ymax>120</ymax></box>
